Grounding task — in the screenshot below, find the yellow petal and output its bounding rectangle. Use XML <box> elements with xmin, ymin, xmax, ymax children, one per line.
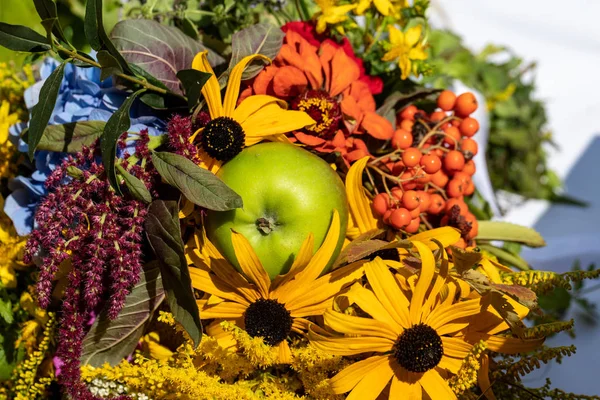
<box><xmin>232</xmin><ymin>94</ymin><xmax>288</xmax><ymax>125</ymax></box>
<box><xmin>388</xmin><ymin>25</ymin><xmax>404</xmax><ymax>46</ymax></box>
<box><xmin>441</xmin><ymin>337</ymin><xmax>472</xmax><ymax>359</ymax></box>
<box><xmin>410</xmin><ymin>227</ymin><xmax>461</xmax><ymax>250</ymax></box>
<box><xmin>230</xmin><ymin>230</ymin><xmax>271</xmax><ymax>298</ymax></box>
<box><xmin>364</xmin><ymin>258</ymin><xmax>411</xmax><ymax>329</ymax></box>
<box><xmin>323</xmin><ymin>310</ymin><xmax>398</xmax><ymax>342</ymax></box>
<box><xmin>465</xmin><ymin>332</ymin><xmax>544</xmax><ymax>354</ymax></box>
<box><xmin>199</xmin><ymin>300</ymin><xmax>247</xmax><ymax>319</ymax></box>
<box><xmin>309</xmin><ymin>329</ymin><xmax>393</xmax><ymax>356</ymax></box>
<box><xmin>346</xmin><ymin>157</ymin><xmax>378</xmax><ymax>234</ymax></box>
<box><xmin>271</xmin><ymin>233</ymin><xmax>314</xmax><ymax>294</ymax></box>
<box><xmin>438</xmin><ymin>356</ymin><xmax>463</xmax><ymax>374</ymax></box>
<box><xmin>426</xmin><ymin>298</ymin><xmax>483</xmax><ymax>332</ymax></box>
<box><xmin>189</xmin><ymin>267</ymin><xmax>251</xmax><ymax>306</ymax></box>
<box><xmin>241</xmin><ymin>104</ymin><xmax>316</xmax><ymax>145</ymax></box>
<box><xmin>405</xmin><ymin>25</ymin><xmax>423</xmax><ymax>48</ymax></box>
<box><xmin>192</xmin><ymin>51</ymin><xmax>222</xmax><ymax>118</ymax></box>
<box><xmin>278</xmin><ymin>340</ymin><xmax>293</xmax><ymax>364</ymax></box>
<box><xmin>390</xmin><ymin>373</ymin><xmax>422</xmax><ymax>399</ymax></box>
<box><xmin>223</xmin><ymin>54</ymin><xmax>271</xmax><ymax>116</ymax></box>
<box><xmin>478</xmin><ymin>355</ymin><xmax>498</xmax><ymax>400</ymax></box>
<box><xmin>285</xmin><ymin>262</ymin><xmax>364</xmax><ymax>313</ymax></box>
<box><xmin>373</xmin><ymin>0</ymin><xmax>394</xmax><ymax>15</ymax></box>
<box><xmin>420</xmin><ymin>369</ymin><xmax>457</xmax><ymax>400</ymax></box>
<box><xmin>343</xmin><ymin>283</ymin><xmax>401</xmax><ymax>332</ymax></box>
<box><xmin>346</xmin><ymin>357</ymin><xmax>395</xmax><ymax>400</ymax></box>
<box><xmin>287</xmin><ymin>210</ymin><xmax>340</xmax><ymax>290</ymax></box>
<box><xmin>410</xmin><ymin>241</ymin><xmax>436</xmax><ymax>323</ymax></box>
<box><xmin>329</xmin><ymin>355</ymin><xmax>390</xmax><ymax>394</ymax></box>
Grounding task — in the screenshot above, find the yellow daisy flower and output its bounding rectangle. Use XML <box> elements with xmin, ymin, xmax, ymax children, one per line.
<box><xmin>187</xmin><ymin>210</ymin><xmax>365</xmax><ymax>363</ymax></box>
<box><xmin>314</xmin><ymin>0</ymin><xmax>357</xmax><ymax>34</ymax></box>
<box><xmin>190</xmin><ymin>52</ymin><xmax>315</xmax><ymax>172</ymax></box>
<box><xmin>383</xmin><ymin>25</ymin><xmax>428</xmax><ymax>80</ymax></box>
<box><xmin>310</xmin><ymin>240</ymin><xmax>543</xmax><ymax>399</ymax></box>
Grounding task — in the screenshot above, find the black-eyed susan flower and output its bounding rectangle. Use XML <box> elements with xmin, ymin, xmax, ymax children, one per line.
<box><xmin>187</xmin><ymin>210</ymin><xmax>365</xmax><ymax>363</ymax></box>
<box><xmin>191</xmin><ymin>52</ymin><xmax>316</xmax><ymax>172</ymax></box>
<box><xmin>309</xmin><ymin>239</ymin><xmax>544</xmax><ymax>399</ymax></box>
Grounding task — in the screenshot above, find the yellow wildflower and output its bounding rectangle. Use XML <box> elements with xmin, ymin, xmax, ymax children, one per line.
<box><xmin>355</xmin><ymin>0</ymin><xmax>401</xmax><ymax>16</ymax></box>
<box><xmin>314</xmin><ymin>0</ymin><xmax>357</xmax><ymax>34</ymax></box>
<box><xmin>0</xmin><ymin>101</ymin><xmax>18</xmax><ymax>144</ymax></box>
<box><xmin>383</xmin><ymin>25</ymin><xmax>428</xmax><ymax>80</ymax></box>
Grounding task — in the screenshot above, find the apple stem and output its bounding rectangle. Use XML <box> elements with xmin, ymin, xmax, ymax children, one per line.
<box><xmin>256</xmin><ymin>217</ymin><xmax>275</xmax><ymax>235</ymax></box>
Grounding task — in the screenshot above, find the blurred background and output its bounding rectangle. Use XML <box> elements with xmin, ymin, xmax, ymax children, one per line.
<box><xmin>431</xmin><ymin>0</ymin><xmax>600</xmax><ymax>394</ymax></box>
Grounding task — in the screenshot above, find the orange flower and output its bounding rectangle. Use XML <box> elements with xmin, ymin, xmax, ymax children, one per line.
<box><xmin>241</xmin><ymin>30</ymin><xmax>393</xmax><ymax>165</ymax></box>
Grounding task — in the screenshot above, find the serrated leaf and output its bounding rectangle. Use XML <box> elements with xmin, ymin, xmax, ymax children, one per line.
<box><xmin>37</xmin><ymin>120</ymin><xmax>106</xmax><ymax>153</ymax></box>
<box><xmin>80</xmin><ymin>262</ymin><xmax>165</xmax><ymax>367</ymax></box>
<box><xmin>451</xmin><ymin>247</ymin><xmax>483</xmax><ymax>274</ymax></box>
<box><xmin>177</xmin><ymin>69</ymin><xmax>212</xmax><ymax>107</ymax></box>
<box><xmin>151</xmin><ymin>151</ymin><xmax>243</xmax><ymax>211</ymax></box>
<box><xmin>228</xmin><ymin>23</ymin><xmax>284</xmax><ymax>80</ymax></box>
<box><xmin>110</xmin><ymin>19</ymin><xmax>223</xmax><ymax>94</ymax></box>
<box><xmin>145</xmin><ymin>200</ymin><xmax>202</xmax><ymax>347</ymax></box>
<box><xmin>0</xmin><ymin>22</ymin><xmax>51</xmax><ymax>53</ymax></box>
<box><xmin>116</xmin><ymin>164</ymin><xmax>152</xmax><ymax>203</ymax></box>
<box><xmin>476</xmin><ymin>221</ymin><xmax>546</xmax><ymax>247</ymax></box>
<box><xmin>97</xmin><ymin>49</ymin><xmax>123</xmax><ymax>81</ymax></box>
<box><xmin>101</xmin><ymin>89</ymin><xmax>145</xmax><ymax>194</ymax></box>
<box><xmin>333</xmin><ymin>228</ymin><xmax>386</xmax><ymax>268</ymax></box>
<box><xmin>27</xmin><ymin>61</ymin><xmax>67</xmax><ymax>160</ymax></box>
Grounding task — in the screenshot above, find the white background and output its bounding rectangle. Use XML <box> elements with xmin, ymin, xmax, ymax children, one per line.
<box><xmin>432</xmin><ymin>0</ymin><xmax>600</xmax><ymax>395</ymax></box>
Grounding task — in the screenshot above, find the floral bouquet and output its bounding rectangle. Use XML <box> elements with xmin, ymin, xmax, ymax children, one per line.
<box><xmin>0</xmin><ymin>1</ymin><xmax>597</xmax><ymax>399</ymax></box>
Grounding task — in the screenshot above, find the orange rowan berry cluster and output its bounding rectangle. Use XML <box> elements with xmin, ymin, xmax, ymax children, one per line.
<box><xmin>369</xmin><ymin>90</ymin><xmax>480</xmax><ymax>247</ymax></box>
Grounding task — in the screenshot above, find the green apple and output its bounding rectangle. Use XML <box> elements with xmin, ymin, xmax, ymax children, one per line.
<box><xmin>205</xmin><ymin>142</ymin><xmax>348</xmax><ymax>279</ymax></box>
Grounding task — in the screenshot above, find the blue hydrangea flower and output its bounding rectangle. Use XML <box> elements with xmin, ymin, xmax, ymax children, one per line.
<box><xmin>5</xmin><ymin>58</ymin><xmax>166</xmax><ymax>236</ymax></box>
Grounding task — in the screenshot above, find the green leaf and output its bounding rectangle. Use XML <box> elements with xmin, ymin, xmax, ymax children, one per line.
<box><xmin>37</xmin><ymin>120</ymin><xmax>106</xmax><ymax>153</ymax></box>
<box><xmin>177</xmin><ymin>69</ymin><xmax>211</xmax><ymax>108</ymax></box>
<box><xmin>33</xmin><ymin>0</ymin><xmax>69</xmax><ymax>44</ymax></box>
<box><xmin>145</xmin><ymin>200</ymin><xmax>202</xmax><ymax>347</ymax></box>
<box><xmin>97</xmin><ymin>49</ymin><xmax>123</xmax><ymax>81</ymax></box>
<box><xmin>80</xmin><ymin>262</ymin><xmax>165</xmax><ymax>367</ymax></box>
<box><xmin>27</xmin><ymin>61</ymin><xmax>67</xmax><ymax>160</ymax></box>
<box><xmin>110</xmin><ymin>19</ymin><xmax>223</xmax><ymax>95</ymax></box>
<box><xmin>180</xmin><ymin>17</ymin><xmax>199</xmax><ymax>40</ymax></box>
<box><xmin>84</xmin><ymin>0</ymin><xmax>130</xmax><ymax>73</ymax></box>
<box><xmin>40</xmin><ymin>18</ymin><xmax>58</xmax><ymax>48</ymax></box>
<box><xmin>116</xmin><ymin>164</ymin><xmax>152</xmax><ymax>203</ymax></box>
<box><xmin>129</xmin><ymin>64</ymin><xmax>169</xmax><ymax>92</ymax></box>
<box><xmin>478</xmin><ymin>244</ymin><xmax>531</xmax><ymax>271</ymax></box>
<box><xmin>84</xmin><ymin>0</ymin><xmax>102</xmax><ymax>50</ymax></box>
<box><xmin>476</xmin><ymin>221</ymin><xmax>546</xmax><ymax>247</ymax></box>
<box><xmin>151</xmin><ymin>151</ymin><xmax>243</xmax><ymax>211</ymax></box>
<box><xmin>228</xmin><ymin>23</ymin><xmax>285</xmax><ymax>80</ymax></box>
<box><xmin>0</xmin><ymin>23</ymin><xmax>51</xmax><ymax>53</ymax></box>
<box><xmin>101</xmin><ymin>89</ymin><xmax>145</xmax><ymax>194</ymax></box>
<box><xmin>376</xmin><ymin>87</ymin><xmax>441</xmax><ymax>127</ymax></box>
<box><xmin>0</xmin><ymin>295</ymin><xmax>13</xmax><ymax>324</ymax></box>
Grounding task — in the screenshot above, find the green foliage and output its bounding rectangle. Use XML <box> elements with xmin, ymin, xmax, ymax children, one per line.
<box><xmin>425</xmin><ymin>30</ymin><xmax>569</xmax><ymax>205</ymax></box>
<box><xmin>145</xmin><ymin>200</ymin><xmax>202</xmax><ymax>347</ymax></box>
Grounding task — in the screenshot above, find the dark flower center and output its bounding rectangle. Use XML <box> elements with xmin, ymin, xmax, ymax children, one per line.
<box><xmin>244</xmin><ymin>299</ymin><xmax>292</xmax><ymax>346</ymax></box>
<box><xmin>365</xmin><ymin>248</ymin><xmax>400</xmax><ymax>262</ymax></box>
<box><xmin>291</xmin><ymin>90</ymin><xmax>341</xmax><ymax>139</ymax></box>
<box><xmin>200</xmin><ymin>116</ymin><xmax>245</xmax><ymax>162</ymax></box>
<box><xmin>393</xmin><ymin>323</ymin><xmax>443</xmax><ymax>373</ymax></box>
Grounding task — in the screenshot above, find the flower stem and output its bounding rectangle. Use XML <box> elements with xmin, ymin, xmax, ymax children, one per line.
<box><xmin>55</xmin><ymin>44</ymin><xmax>171</xmax><ymax>96</ymax></box>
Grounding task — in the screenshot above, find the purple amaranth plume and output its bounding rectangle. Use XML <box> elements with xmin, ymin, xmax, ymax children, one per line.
<box><xmin>167</xmin><ymin>112</ymin><xmax>210</xmax><ymax>162</ymax></box>
<box><xmin>24</xmin><ymin>141</ymin><xmax>151</xmax><ymax>399</ymax></box>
